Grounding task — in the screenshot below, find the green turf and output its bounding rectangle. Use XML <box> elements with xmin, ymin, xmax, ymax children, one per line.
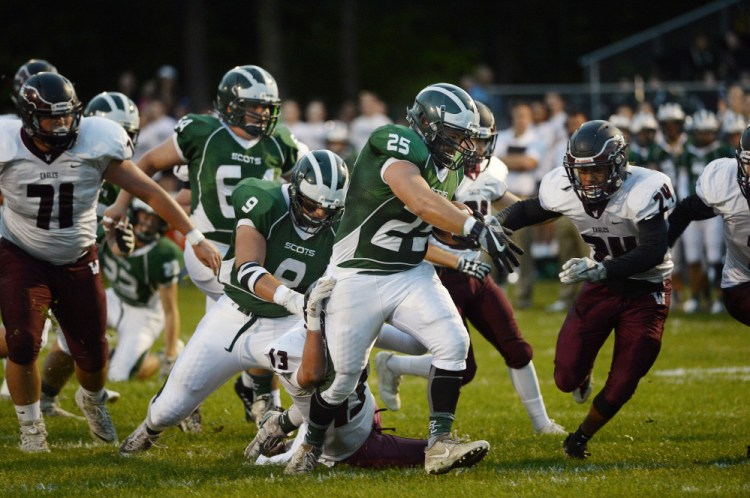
<box><xmin>1</xmin><ymin>281</ymin><xmax>748</xmax><ymax>497</ymax></box>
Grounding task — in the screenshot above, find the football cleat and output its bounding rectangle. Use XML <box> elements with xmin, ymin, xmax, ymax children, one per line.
<box><xmin>572</xmin><ymin>375</ymin><xmax>593</xmax><ymax>404</ymax></box>
<box><xmin>41</xmin><ymin>392</ymin><xmax>85</xmax><ymax>420</ymax></box>
<box><xmin>178</xmin><ymin>405</ymin><xmax>203</xmax><ymax>433</ymax></box>
<box><xmin>563</xmin><ymin>433</ymin><xmax>591</xmax><ymax>459</ymax></box>
<box><xmin>105</xmin><ymin>389</ymin><xmax>121</xmax><ymax>404</ymax></box>
<box><xmin>682</xmin><ymin>298</ymin><xmax>699</xmax><ymax>314</ymax></box>
<box><xmin>284</xmin><ymin>443</ymin><xmax>322</xmax><ymax>475</ymax></box>
<box><xmin>20</xmin><ymin>419</ymin><xmax>50</xmax><ymax>453</ymax></box>
<box><xmin>0</xmin><ymin>376</ymin><xmax>10</xmax><ymax>400</ymax></box>
<box><xmin>424</xmin><ymin>432</ymin><xmax>490</xmax><ymax>475</ymax></box>
<box><xmin>75</xmin><ymin>387</ymin><xmax>118</xmax><ymax>444</ymax></box>
<box><xmin>119</xmin><ymin>421</ymin><xmax>161</xmax><ymax>456</ymax></box>
<box><xmin>374</xmin><ymin>351</ymin><xmax>402</xmax><ymax>411</ymax></box>
<box><xmin>536</xmin><ymin>420</ymin><xmax>568</xmax><ymax>436</ymax></box>
<box><xmin>244</xmin><ymin>410</ymin><xmax>288</xmax><ymax>460</ymax></box>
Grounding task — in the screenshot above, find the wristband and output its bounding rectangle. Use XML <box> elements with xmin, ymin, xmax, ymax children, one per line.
<box><xmin>461</xmin><ymin>216</ymin><xmax>478</xmax><ymax>237</ymax></box>
<box><xmin>306</xmin><ymin>314</ymin><xmax>322</xmax><ymax>332</ymax></box>
<box><xmin>186</xmin><ymin>228</ymin><xmax>205</xmax><ymax>246</ymax></box>
<box><xmin>273</xmin><ymin>284</ymin><xmax>291</xmax><ymax>305</ymax></box>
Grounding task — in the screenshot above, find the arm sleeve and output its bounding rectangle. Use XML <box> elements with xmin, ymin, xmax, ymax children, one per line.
<box><xmin>603</xmin><ymin>215</ymin><xmax>668</xmax><ymax>279</ymax></box>
<box><xmin>667</xmin><ymin>194</ymin><xmax>717</xmax><ymax>247</ymax></box>
<box><xmin>497</xmin><ymin>197</ymin><xmax>561</xmax><ymax>231</ymax></box>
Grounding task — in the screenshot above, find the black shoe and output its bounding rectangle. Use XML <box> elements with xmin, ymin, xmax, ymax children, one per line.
<box><xmin>234</xmin><ymin>376</ymin><xmax>255</xmax><ymax>423</ymax></box>
<box><xmin>563</xmin><ymin>433</ymin><xmax>591</xmax><ymax>459</ymax></box>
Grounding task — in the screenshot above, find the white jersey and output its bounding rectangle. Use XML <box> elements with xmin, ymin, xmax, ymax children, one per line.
<box><xmin>268</xmin><ymin>323</ymin><xmax>375</xmax><ymax>462</ymax></box>
<box><xmin>539</xmin><ymin>165</ymin><xmax>675</xmax><ymax>283</ymax></box>
<box><xmin>430</xmin><ymin>156</ymin><xmax>508</xmax><ymax>263</ymax></box>
<box><xmin>0</xmin><ymin>117</ymin><xmax>132</xmax><ymax>264</ymax></box>
<box><xmin>696</xmin><ymin>157</ymin><xmax>750</xmax><ymax>288</ymax></box>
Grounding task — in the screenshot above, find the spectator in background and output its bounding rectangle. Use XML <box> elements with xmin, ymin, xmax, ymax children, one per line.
<box><xmin>629</xmin><ymin>112</ymin><xmax>674</xmax><ymax>180</ymax></box>
<box><xmin>133</xmin><ymin>100</ymin><xmax>177</xmax><ymax>162</ymax></box>
<box><xmin>281</xmin><ymin>99</ymin><xmax>304</xmax><ymax>140</ymax></box>
<box><xmin>688</xmin><ymin>33</ymin><xmax>718</xmax><ymax>82</ymax></box>
<box><xmin>494</xmin><ymin>101</ymin><xmax>546</xmax><ymax>309</ymax></box>
<box><xmin>718</xmin><ymin>30</ymin><xmax>749</xmax><ymax>81</ymax></box>
<box><xmin>349</xmin><ymin>90</ymin><xmax>391</xmax><ymax>153</ymax></box>
<box><xmin>117</xmin><ymin>70</ymin><xmax>138</xmax><ymax>101</ymax></box>
<box><xmin>608</xmin><ymin>113</ymin><xmax>632</xmax><ymax>144</ymax></box>
<box><xmin>719</xmin><ymin>84</ymin><xmax>748</xmax><ymax>125</ymax></box>
<box><xmin>156</xmin><ymin>65</ymin><xmax>187</xmax><ymax>118</ymax></box>
<box><xmin>721</xmin><ymin>113</ymin><xmax>746</xmax><ymax>149</ymax></box>
<box><xmin>292</xmin><ymin>100</ymin><xmax>328</xmax><ymax>150</ymax></box>
<box><xmin>324</xmin><ymin>120</ymin><xmax>357</xmax><ymax>167</ymax></box>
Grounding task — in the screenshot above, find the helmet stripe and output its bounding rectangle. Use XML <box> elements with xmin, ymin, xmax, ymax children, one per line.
<box><xmin>325</xmin><ymin>150</ymin><xmax>339</xmax><ymax>191</ymax></box>
<box><xmin>429</xmin><ymin>85</ymin><xmax>470</xmax><ymax>113</ymax></box>
<box><xmin>307</xmin><ymin>152</ymin><xmax>325</xmax><ymax>190</ymax></box>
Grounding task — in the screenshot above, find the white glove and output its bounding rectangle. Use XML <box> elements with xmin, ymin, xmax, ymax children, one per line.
<box><xmin>456</xmin><ymin>255</ymin><xmax>492</xmax><ymax>281</ymax></box>
<box><xmin>273</xmin><ymin>285</ymin><xmax>304</xmax><ymax>317</ymax></box>
<box><xmin>304</xmin><ymin>276</ymin><xmax>336</xmax><ymax>330</ymax></box>
<box><xmin>559</xmin><ymin>257</ymin><xmax>607</xmax><ymax>284</ymax></box>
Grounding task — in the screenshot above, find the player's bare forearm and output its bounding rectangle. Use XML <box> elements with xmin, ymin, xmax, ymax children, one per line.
<box><xmin>296</xmin><ymin>328</ymin><xmax>326</xmax><ymax>388</ymax></box>
<box><xmin>425</xmin><ymin>244</ymin><xmax>460</xmax><ymax>269</ymax></box>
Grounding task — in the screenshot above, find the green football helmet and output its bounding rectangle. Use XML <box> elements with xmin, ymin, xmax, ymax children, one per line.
<box><xmin>288</xmin><ymin>150</ymin><xmax>349</xmax><ymax>234</ymax></box>
<box><xmin>84</xmin><ymin>91</ymin><xmax>140</xmax><ymax>144</ymax></box>
<box><xmin>406</xmin><ymin>83</ymin><xmax>479</xmax><ymax>170</ymax></box>
<box><xmin>215</xmin><ymin>65</ymin><xmax>281</xmax><ymax>137</ymax></box>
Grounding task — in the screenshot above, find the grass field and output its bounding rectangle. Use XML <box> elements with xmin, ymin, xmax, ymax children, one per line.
<box><xmin>1</xmin><ymin>280</ymin><xmax>748</xmax><ymax>497</ymax></box>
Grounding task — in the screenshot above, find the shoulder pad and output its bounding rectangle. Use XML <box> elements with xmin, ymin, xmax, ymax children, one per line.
<box><xmin>76</xmin><ymin>116</ymin><xmax>133</xmax><ymax>161</ymax></box>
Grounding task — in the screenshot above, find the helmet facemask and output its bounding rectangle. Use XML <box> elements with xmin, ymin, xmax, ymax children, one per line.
<box><xmin>129</xmin><ymin>202</ymin><xmax>167</xmax><ymax>244</ymax></box>
<box><xmin>225</xmin><ymin>98</ymin><xmax>281</xmax><ymax>137</ymax></box>
<box><xmin>427</xmin><ymin>121</ymin><xmax>477</xmax><ymax>171</ymax></box>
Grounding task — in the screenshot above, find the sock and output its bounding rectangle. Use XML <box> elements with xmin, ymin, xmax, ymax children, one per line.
<box><xmin>507</xmin><ymin>362</ymin><xmax>552</xmax><ymax>431</ymax></box>
<box><xmin>278</xmin><ymin>411</ymin><xmax>299</xmax><ymax>433</ymax></box>
<box><xmin>81</xmin><ymin>387</ymin><xmax>106</xmax><ymax>402</ymax></box>
<box><xmin>306</xmin><ymin>389</ymin><xmax>340</xmax><ymax>448</ymax></box>
<box><xmin>271</xmin><ymin>388</ymin><xmax>281</xmax><ymax>408</ymax></box>
<box><xmin>427</xmin><ymin>413</ymin><xmax>455</xmax><ymax>446</ymax></box>
<box><xmin>16</xmin><ymin>402</ymin><xmax>42</xmax><ymax>423</ymax></box>
<box><xmin>427</xmin><ymin>366</ymin><xmax>462</xmax><ymax>444</ymax></box>
<box><xmin>388</xmin><ymin>354</ymin><xmax>433</xmax><ymax>378</ymax></box>
<box><xmin>241</xmin><ymin>371</ymin><xmax>253</xmax><ymax>389</ymax></box>
<box><xmin>250</xmin><ymin>372</ymin><xmax>273</xmax><ymax>396</ymax></box>
<box><xmin>41</xmin><ymin>381</ymin><xmax>61</xmax><ymax>398</ymax></box>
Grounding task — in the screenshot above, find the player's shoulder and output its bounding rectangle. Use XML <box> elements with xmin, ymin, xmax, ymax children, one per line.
<box><xmin>233</xmin><ymin>177</ymin><xmax>284</xmax><ymax>207</ymax></box>
<box><xmin>75</xmin><ymin>116</ymin><xmax>133</xmax><ymax>160</ymax></box>
<box><xmin>483</xmin><ymin>156</ymin><xmax>509</xmax><ymax>181</ymax></box>
<box><xmin>623</xmin><ymin>165</ymin><xmax>671</xmax><ymax>196</ymax></box>
<box><xmin>538</xmin><ymin>166</ymin><xmax>576</xmax><ymax>210</ymax></box>
<box><xmin>367</xmin><ymin>124</ymin><xmax>429</xmax><ymax>162</ymax></box>
<box><xmin>697</xmin><ymin>157</ymin><xmax>737</xmax><ymax>205</ymax></box>
<box><xmin>154</xmin><ymin>236</ymin><xmax>183</xmax><ymax>259</ymax></box>
<box><xmin>0</xmin><ymin>119</ymin><xmax>22</xmax><ymax>162</ymax></box>
<box><xmin>174</xmin><ymin>113</ymin><xmax>221</xmax><ymax>138</ymax></box>
<box><xmin>620</xmin><ymin>165</ymin><xmax>674</xmax><ymax>218</ymax></box>
<box><xmin>269</xmin><ymin>124</ymin><xmax>305</xmax><ymax>151</ymax></box>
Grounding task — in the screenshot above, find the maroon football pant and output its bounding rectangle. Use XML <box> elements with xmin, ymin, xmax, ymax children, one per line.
<box><xmin>437</xmin><ymin>269</ymin><xmax>532</xmax><ymax>384</ymax></box>
<box><xmin>554</xmin><ymin>280</ymin><xmax>670</xmax><ymax>415</ymax></box>
<box><xmin>0</xmin><ymin>240</ymin><xmax>108</xmax><ymax>371</ymax></box>
<box><xmin>343</xmin><ymin>411</ymin><xmax>427</xmax><ymax>467</ymax></box>
<box><xmin>723</xmin><ymin>281</ymin><xmax>750</xmax><ymax>327</ymax></box>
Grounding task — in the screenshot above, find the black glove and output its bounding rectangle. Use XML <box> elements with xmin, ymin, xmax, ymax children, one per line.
<box><xmin>114</xmin><ymin>221</ymin><xmax>135</xmax><ymax>256</ymax></box>
<box><xmin>466</xmin><ymin>220</ymin><xmax>523</xmax><ymax>273</ymax></box>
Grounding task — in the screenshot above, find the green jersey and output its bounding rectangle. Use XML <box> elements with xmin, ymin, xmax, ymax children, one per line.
<box><xmin>101</xmin><ymin>237</ymin><xmax>183</xmax><ymax>307</ymax></box>
<box><xmin>331</xmin><ymin>124</ymin><xmax>463</xmax><ymax>274</ymax></box>
<box><xmin>174</xmin><ymin>113</ymin><xmax>302</xmax><ymax>244</ymax></box>
<box><xmin>676</xmin><ymin>141</ymin><xmax>734</xmax><ymax>196</ymax></box>
<box><xmin>222</xmin><ymin>178</ymin><xmax>337</xmax><ymax>318</ymax></box>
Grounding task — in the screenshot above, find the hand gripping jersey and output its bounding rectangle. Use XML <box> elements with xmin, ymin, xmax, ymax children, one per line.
<box><xmin>173</xmin><ymin>114</ymin><xmax>304</xmax><ymax>244</ymax></box>
<box><xmin>221</xmin><ymin>178</ymin><xmax>337</xmax><ymax>317</ymax></box>
<box><xmin>696</xmin><ymin>157</ymin><xmax>750</xmax><ymax>288</ymax></box>
<box><xmin>429</xmin><ymin>156</ymin><xmax>508</xmax><ymax>260</ymax></box>
<box><xmin>331</xmin><ymin>124</ymin><xmax>464</xmax><ymax>274</ymax></box>
<box><xmin>0</xmin><ymin>117</ymin><xmax>132</xmax><ymax>264</ymax></box>
<box><xmin>539</xmin><ymin>165</ymin><xmax>675</xmax><ymax>284</ymax></box>
<box><xmin>101</xmin><ymin>237</ymin><xmax>183</xmax><ymax>307</ymax></box>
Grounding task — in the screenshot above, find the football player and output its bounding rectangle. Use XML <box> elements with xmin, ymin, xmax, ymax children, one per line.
<box><xmin>118</xmin><ymin>150</ymin><xmax>348</xmax><ymax>456</ymax></box>
<box><xmin>0</xmin><ymin>72</ymin><xmax>220</xmax><ymax>453</ymax></box>
<box><xmin>104</xmin><ymin>65</ymin><xmax>307</xmax><ymax>424</ymax></box>
<box><xmin>374</xmin><ymin>102</ymin><xmax>566</xmax><ymax>436</ymax></box>
<box><xmin>244</xmin><ymin>279</ymin><xmax>428</xmax><ymax>470</ymax></box>
<box><xmin>667</xmin><ymin>124</ymin><xmax>750</xmax><ymax>326</ymax></box>
<box><xmin>38</xmin><ymin>91</ymin><xmax>145</xmax><ymax>418</ymax></box>
<box><xmin>286</xmin><ymin>83</ymin><xmax>521</xmax><ymax>476</ymax></box>
<box><xmin>499</xmin><ymin>120</ymin><xmax>675</xmax><ymax>459</ymax></box>
<box><xmin>675</xmin><ymin>110</ymin><xmax>734</xmax><ymax>314</ymax></box>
